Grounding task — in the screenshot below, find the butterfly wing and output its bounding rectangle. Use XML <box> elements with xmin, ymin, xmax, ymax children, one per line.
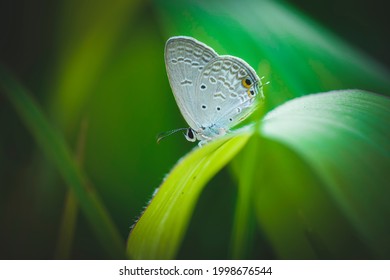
<box><xmin>165</xmin><ymin>36</ymin><xmax>218</xmax><ymax>130</ymax></box>
<box><xmin>194</xmin><ymin>55</ymin><xmax>262</xmax><ymax>134</ymax></box>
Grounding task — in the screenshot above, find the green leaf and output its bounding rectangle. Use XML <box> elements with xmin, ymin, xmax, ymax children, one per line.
<box><xmin>256</xmin><ymin>90</ymin><xmax>390</xmax><ymax>258</ymax></box>
<box><xmin>0</xmin><ymin>66</ymin><xmax>125</xmax><ymax>259</ymax></box>
<box><xmin>127</xmin><ymin>132</ymin><xmax>251</xmax><ymax>259</ymax></box>
<box><xmin>128</xmin><ymin>89</ymin><xmax>390</xmax><ymax>259</ymax></box>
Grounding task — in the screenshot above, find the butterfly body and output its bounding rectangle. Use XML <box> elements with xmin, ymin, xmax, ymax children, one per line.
<box><xmin>164</xmin><ymin>36</ymin><xmax>263</xmax><ymax>145</ymax></box>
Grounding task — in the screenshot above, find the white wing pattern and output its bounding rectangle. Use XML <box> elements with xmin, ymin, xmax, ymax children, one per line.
<box><xmin>164</xmin><ymin>36</ymin><xmax>263</xmax><ymax>145</ymax></box>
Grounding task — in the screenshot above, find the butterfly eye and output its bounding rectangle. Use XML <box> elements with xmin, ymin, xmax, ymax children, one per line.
<box><xmin>242</xmin><ymin>78</ymin><xmax>252</xmax><ymax>88</ymax></box>
<box><xmin>184</xmin><ymin>128</ymin><xmax>196</xmax><ymax>142</ymax></box>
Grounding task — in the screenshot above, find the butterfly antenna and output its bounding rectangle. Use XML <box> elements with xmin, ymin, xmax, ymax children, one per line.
<box><xmin>157</xmin><ymin>128</ymin><xmax>188</xmax><ymax>144</ymax></box>
<box><xmin>259</xmin><ymin>76</ymin><xmax>270</xmax><ymax>87</ymax></box>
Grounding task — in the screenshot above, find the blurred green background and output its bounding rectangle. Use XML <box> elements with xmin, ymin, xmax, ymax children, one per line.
<box><xmin>1</xmin><ymin>0</ymin><xmax>389</xmax><ymax>259</ymax></box>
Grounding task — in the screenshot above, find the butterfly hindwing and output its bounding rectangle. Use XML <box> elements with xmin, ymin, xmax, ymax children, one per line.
<box><xmin>194</xmin><ymin>55</ymin><xmax>261</xmax><ymax>129</ymax></box>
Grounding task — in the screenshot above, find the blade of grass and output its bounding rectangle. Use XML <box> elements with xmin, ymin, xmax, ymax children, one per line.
<box><xmin>55</xmin><ymin>188</ymin><xmax>78</xmax><ymax>259</ymax></box>
<box><xmin>0</xmin><ymin>65</ymin><xmax>125</xmax><ymax>259</ymax></box>
<box><xmin>229</xmin><ymin>135</ymin><xmax>259</xmax><ymax>259</ymax></box>
<box><xmin>55</xmin><ymin>119</ymin><xmax>88</xmax><ymax>259</ymax></box>
<box><xmin>127</xmin><ymin>131</ymin><xmax>252</xmax><ymax>259</ymax></box>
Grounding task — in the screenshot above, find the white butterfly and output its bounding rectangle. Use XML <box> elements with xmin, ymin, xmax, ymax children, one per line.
<box><xmin>160</xmin><ymin>36</ymin><xmax>264</xmax><ymax>146</ymax></box>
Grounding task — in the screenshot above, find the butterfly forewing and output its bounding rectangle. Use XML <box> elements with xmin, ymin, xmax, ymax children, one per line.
<box><xmin>165</xmin><ymin>36</ymin><xmax>218</xmax><ymax>129</ymax></box>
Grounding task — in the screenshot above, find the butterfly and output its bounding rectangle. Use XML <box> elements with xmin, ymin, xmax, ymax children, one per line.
<box><xmin>159</xmin><ymin>36</ymin><xmax>264</xmax><ymax>146</ymax></box>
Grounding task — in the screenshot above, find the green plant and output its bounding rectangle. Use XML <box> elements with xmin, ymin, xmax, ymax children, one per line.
<box><xmin>2</xmin><ymin>0</ymin><xmax>390</xmax><ymax>260</ymax></box>
<box><xmin>127</xmin><ymin>0</ymin><xmax>390</xmax><ymax>259</ymax></box>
